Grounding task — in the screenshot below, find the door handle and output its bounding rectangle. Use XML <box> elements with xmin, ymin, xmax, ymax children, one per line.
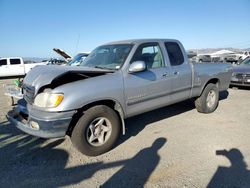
<box><xmin>162</xmin><ymin>72</ymin><xmax>168</xmax><ymax>77</ymax></box>
<box><xmin>173</xmin><ymin>71</ymin><xmax>179</xmax><ymax>75</ymax></box>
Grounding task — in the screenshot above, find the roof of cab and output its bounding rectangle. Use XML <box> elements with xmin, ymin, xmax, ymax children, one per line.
<box><xmin>104</xmin><ymin>38</ymin><xmax>180</xmax><ymax>45</ymax></box>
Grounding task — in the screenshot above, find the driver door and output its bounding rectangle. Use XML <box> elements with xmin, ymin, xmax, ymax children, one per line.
<box><xmin>124</xmin><ymin>42</ymin><xmax>173</xmax><ymax>117</ymax></box>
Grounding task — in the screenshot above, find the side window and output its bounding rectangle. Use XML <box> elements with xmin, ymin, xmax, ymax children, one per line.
<box><xmin>132</xmin><ymin>43</ymin><xmax>164</xmax><ymax>69</ymax></box>
<box><xmin>10</xmin><ymin>58</ymin><xmax>21</xmax><ymax>65</ymax></box>
<box><xmin>165</xmin><ymin>42</ymin><xmax>184</xmax><ymax>66</ymax></box>
<box><xmin>0</xmin><ymin>59</ymin><xmax>7</xmax><ymax>66</ymax></box>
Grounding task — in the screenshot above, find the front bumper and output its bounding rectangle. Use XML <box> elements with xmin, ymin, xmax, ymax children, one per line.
<box><xmin>231</xmin><ymin>77</ymin><xmax>250</xmax><ymax>87</ymax></box>
<box><xmin>7</xmin><ymin>104</ymin><xmax>76</xmax><ymax>138</ymax></box>
<box><xmin>230</xmin><ymin>81</ymin><xmax>250</xmax><ymax>87</ymax></box>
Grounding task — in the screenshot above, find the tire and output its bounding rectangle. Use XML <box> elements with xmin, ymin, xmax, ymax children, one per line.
<box><xmin>195</xmin><ymin>83</ymin><xmax>219</xmax><ymax>113</ymax></box>
<box><xmin>71</xmin><ymin>105</ymin><xmax>121</xmax><ymax>156</ymax></box>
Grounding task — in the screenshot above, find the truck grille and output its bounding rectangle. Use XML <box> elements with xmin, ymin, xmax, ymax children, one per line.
<box><xmin>233</xmin><ymin>73</ymin><xmax>250</xmax><ymax>85</ymax></box>
<box><xmin>235</xmin><ymin>73</ymin><xmax>243</xmax><ymax>79</ymax></box>
<box><xmin>23</xmin><ymin>84</ymin><xmax>35</xmax><ymax>104</ymax></box>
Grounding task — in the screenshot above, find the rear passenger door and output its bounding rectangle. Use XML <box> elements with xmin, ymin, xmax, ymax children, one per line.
<box><xmin>164</xmin><ymin>42</ymin><xmax>192</xmax><ymax>102</ymax></box>
<box><xmin>9</xmin><ymin>58</ymin><xmax>25</xmax><ymax>76</ymax></box>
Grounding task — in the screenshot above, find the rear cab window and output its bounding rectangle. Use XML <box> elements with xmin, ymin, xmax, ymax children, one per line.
<box><xmin>0</xmin><ymin>59</ymin><xmax>8</xmax><ymax>66</ymax></box>
<box><xmin>10</xmin><ymin>58</ymin><xmax>21</xmax><ymax>65</ymax></box>
<box><xmin>164</xmin><ymin>42</ymin><xmax>184</xmax><ymax>66</ymax></box>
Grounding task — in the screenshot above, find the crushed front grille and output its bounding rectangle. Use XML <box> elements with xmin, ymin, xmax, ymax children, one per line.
<box><xmin>23</xmin><ymin>84</ymin><xmax>35</xmax><ymax>104</ymax></box>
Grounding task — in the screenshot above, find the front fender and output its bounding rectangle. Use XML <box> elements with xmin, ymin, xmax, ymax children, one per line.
<box><xmin>48</xmin><ymin>71</ymin><xmax>125</xmax><ymax>112</ymax></box>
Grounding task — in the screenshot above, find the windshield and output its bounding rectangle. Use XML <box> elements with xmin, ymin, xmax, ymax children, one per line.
<box><xmin>67</xmin><ymin>53</ymin><xmax>88</xmax><ymax>66</ymax></box>
<box><xmin>240</xmin><ymin>57</ymin><xmax>250</xmax><ymax>66</ymax></box>
<box><xmin>80</xmin><ymin>44</ymin><xmax>133</xmax><ymax>70</ymax></box>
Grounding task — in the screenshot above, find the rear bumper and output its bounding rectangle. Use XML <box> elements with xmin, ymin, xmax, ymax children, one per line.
<box><xmin>7</xmin><ymin>106</ymin><xmax>75</xmax><ymax>138</ymax></box>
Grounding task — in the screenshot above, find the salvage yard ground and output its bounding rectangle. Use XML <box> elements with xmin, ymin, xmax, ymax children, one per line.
<box><xmin>0</xmin><ymin>78</ymin><xmax>250</xmax><ymax>187</ymax></box>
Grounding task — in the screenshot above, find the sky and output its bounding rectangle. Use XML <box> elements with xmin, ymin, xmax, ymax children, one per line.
<box><xmin>0</xmin><ymin>0</ymin><xmax>249</xmax><ymax>58</ymax></box>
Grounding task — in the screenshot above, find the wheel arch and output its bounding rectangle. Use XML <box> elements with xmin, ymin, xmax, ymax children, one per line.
<box><xmin>66</xmin><ymin>99</ymin><xmax>126</xmax><ymax>136</ymax></box>
<box><xmin>200</xmin><ymin>78</ymin><xmax>220</xmax><ymax>96</ymax></box>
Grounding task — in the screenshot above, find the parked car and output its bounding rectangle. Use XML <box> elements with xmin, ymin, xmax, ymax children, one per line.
<box><xmin>239</xmin><ymin>51</ymin><xmax>250</xmax><ymax>61</ymax></box>
<box><xmin>230</xmin><ymin>57</ymin><xmax>250</xmax><ymax>87</ymax></box>
<box><xmin>0</xmin><ymin>57</ymin><xmax>45</xmax><ymax>77</ymax></box>
<box><xmin>222</xmin><ymin>54</ymin><xmax>239</xmax><ymax>63</ymax></box>
<box><xmin>44</xmin><ymin>58</ymin><xmax>67</xmax><ymax>65</ymax></box>
<box><xmin>194</xmin><ymin>54</ymin><xmax>212</xmax><ymax>63</ymax></box>
<box><xmin>52</xmin><ymin>48</ymin><xmax>89</xmax><ymax>66</ymax></box>
<box><xmin>4</xmin><ymin>53</ymin><xmax>90</xmax><ymax>104</ymax></box>
<box><xmin>210</xmin><ymin>50</ymin><xmax>239</xmax><ymax>64</ymax></box>
<box><xmin>67</xmin><ymin>53</ymin><xmax>89</xmax><ymax>66</ymax></box>
<box><xmin>187</xmin><ymin>50</ymin><xmax>197</xmax><ymax>58</ymax></box>
<box><xmin>211</xmin><ymin>56</ymin><xmax>223</xmax><ymax>62</ymax></box>
<box><xmin>8</xmin><ymin>39</ymin><xmax>232</xmax><ymax>156</ymax></box>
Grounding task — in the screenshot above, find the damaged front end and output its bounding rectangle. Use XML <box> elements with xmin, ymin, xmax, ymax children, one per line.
<box><xmin>7</xmin><ymin>102</ymin><xmax>75</xmax><ymax>138</ymax></box>
<box><xmin>7</xmin><ymin>65</ymin><xmax>114</xmax><ymax>138</ymax></box>
<box><xmin>23</xmin><ymin>65</ymin><xmax>114</xmax><ymax>100</ymax></box>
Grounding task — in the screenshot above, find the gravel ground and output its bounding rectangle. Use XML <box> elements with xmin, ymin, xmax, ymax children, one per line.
<box><xmin>0</xmin><ymin>78</ymin><xmax>250</xmax><ymax>188</ymax></box>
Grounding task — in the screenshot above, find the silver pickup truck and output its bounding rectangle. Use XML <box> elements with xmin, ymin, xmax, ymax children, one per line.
<box><xmin>8</xmin><ymin>39</ymin><xmax>232</xmax><ymax>156</ymax></box>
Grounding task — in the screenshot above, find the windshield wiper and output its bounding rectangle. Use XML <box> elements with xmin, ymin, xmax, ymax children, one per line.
<box><xmin>94</xmin><ymin>66</ymin><xmax>116</xmax><ymax>70</ymax></box>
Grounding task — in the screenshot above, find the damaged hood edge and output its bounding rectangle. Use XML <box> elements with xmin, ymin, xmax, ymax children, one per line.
<box><xmin>23</xmin><ymin>65</ymin><xmax>114</xmax><ymax>93</ymax></box>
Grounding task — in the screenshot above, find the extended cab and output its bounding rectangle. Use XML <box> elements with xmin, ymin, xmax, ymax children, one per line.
<box><xmin>0</xmin><ymin>57</ymin><xmax>45</xmax><ymax>77</ymax></box>
<box><xmin>8</xmin><ymin>39</ymin><xmax>233</xmax><ymax>156</ymax></box>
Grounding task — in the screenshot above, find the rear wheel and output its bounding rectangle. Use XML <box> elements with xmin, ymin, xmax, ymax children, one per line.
<box><xmin>195</xmin><ymin>83</ymin><xmax>219</xmax><ymax>113</ymax></box>
<box><xmin>71</xmin><ymin>105</ymin><xmax>121</xmax><ymax>156</ymax></box>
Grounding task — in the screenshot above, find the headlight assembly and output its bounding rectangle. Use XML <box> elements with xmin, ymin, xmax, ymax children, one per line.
<box><xmin>34</xmin><ymin>92</ymin><xmax>64</xmax><ymax>108</ymax></box>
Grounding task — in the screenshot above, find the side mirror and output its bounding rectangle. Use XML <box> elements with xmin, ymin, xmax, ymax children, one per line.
<box><xmin>128</xmin><ymin>61</ymin><xmax>146</xmax><ymax>73</ymax></box>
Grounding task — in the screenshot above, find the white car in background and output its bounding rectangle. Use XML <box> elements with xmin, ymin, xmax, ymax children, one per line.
<box><xmin>66</xmin><ymin>52</ymin><xmax>89</xmax><ymax>66</ymax></box>
<box><xmin>53</xmin><ymin>48</ymin><xmax>89</xmax><ymax>66</ymax></box>
<box><xmin>239</xmin><ymin>51</ymin><xmax>250</xmax><ymax>60</ymax></box>
<box><xmin>0</xmin><ymin>57</ymin><xmax>45</xmax><ymax>77</ymax></box>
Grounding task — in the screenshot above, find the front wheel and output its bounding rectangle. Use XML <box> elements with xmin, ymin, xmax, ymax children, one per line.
<box><xmin>195</xmin><ymin>83</ymin><xmax>219</xmax><ymax>113</ymax></box>
<box><xmin>71</xmin><ymin>105</ymin><xmax>121</xmax><ymax>156</ymax></box>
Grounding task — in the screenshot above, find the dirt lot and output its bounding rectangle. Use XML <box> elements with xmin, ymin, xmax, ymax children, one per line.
<box><xmin>0</xmin><ymin>78</ymin><xmax>250</xmax><ymax>188</ymax></box>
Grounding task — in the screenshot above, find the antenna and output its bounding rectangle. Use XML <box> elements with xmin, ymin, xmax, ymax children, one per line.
<box><xmin>75</xmin><ymin>34</ymin><xmax>80</xmax><ymax>54</ymax></box>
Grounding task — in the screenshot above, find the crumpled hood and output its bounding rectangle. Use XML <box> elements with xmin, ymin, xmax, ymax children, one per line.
<box><xmin>23</xmin><ymin>65</ymin><xmax>113</xmax><ymax>93</ymax></box>
<box><xmin>233</xmin><ymin>65</ymin><xmax>250</xmax><ymax>74</ymax></box>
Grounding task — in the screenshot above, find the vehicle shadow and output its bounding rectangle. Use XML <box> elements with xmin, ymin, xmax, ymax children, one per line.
<box><xmin>118</xmin><ymin>90</ymin><xmax>228</xmax><ymax>145</ymax></box>
<box><xmin>0</xmin><ymin>121</ymin><xmax>167</xmax><ymax>188</ymax></box>
<box><xmin>207</xmin><ymin>148</ymin><xmax>250</xmax><ymax>187</ymax></box>
<box><xmin>0</xmin><ymin>89</ymin><xmax>228</xmax><ymax>187</ymax></box>
<box><xmin>219</xmin><ymin>90</ymin><xmax>229</xmax><ymax>100</ymax></box>
<box><xmin>0</xmin><ymin>121</ymin><xmax>49</xmax><ymax>165</ymax></box>
<box><xmin>101</xmin><ymin>137</ymin><xmax>167</xmax><ymax>187</ymax></box>
<box><xmin>120</xmin><ymin>99</ymin><xmax>194</xmax><ymax>142</ymax></box>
